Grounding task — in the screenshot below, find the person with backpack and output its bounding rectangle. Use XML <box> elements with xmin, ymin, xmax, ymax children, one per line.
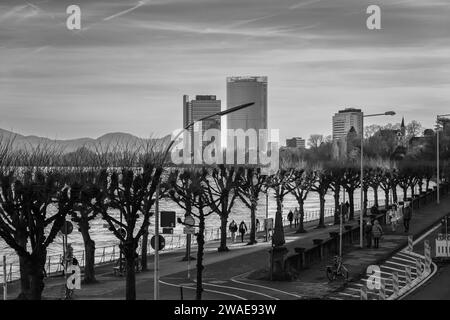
<box><xmin>403</xmin><ymin>202</ymin><xmax>412</xmax><ymax>233</ymax></box>
<box><xmin>229</xmin><ymin>220</ymin><xmax>238</xmax><ymax>243</ymax></box>
<box><xmin>364</xmin><ymin>220</ymin><xmax>373</xmax><ymax>248</ymax></box>
<box><xmin>239</xmin><ymin>221</ymin><xmax>248</xmax><ymax>243</ymax></box>
<box><xmin>372</xmin><ymin>220</ymin><xmax>383</xmax><ymax>249</ymax></box>
<box><xmin>287</xmin><ymin>210</ymin><xmax>294</xmax><ymax>228</ymax></box>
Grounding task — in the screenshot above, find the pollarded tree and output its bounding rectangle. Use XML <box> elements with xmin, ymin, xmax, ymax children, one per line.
<box><xmin>342</xmin><ymin>167</ymin><xmax>360</xmax><ymax>220</ymax></box>
<box><xmin>267</xmin><ymin>169</ymin><xmax>294</xmax><ymax>229</ymax></box>
<box><xmin>287</xmin><ymin>168</ymin><xmax>315</xmax><ymax>233</ymax></box>
<box><xmin>379</xmin><ymin>168</ymin><xmax>393</xmax><ymax>209</ymax></box>
<box><xmin>310</xmin><ymin>167</ymin><xmax>333</xmax><ymax>228</ymax></box>
<box><xmin>368</xmin><ymin>167</ymin><xmax>383</xmax><ymax>208</ymax></box>
<box><xmin>203</xmin><ymin>165</ymin><xmax>241</xmax><ymax>252</ymax></box>
<box><xmin>235</xmin><ymin>167</ymin><xmax>266</xmax><ymax>245</ymax></box>
<box><xmin>0</xmin><ymin>169</ymin><xmax>75</xmax><ymax>300</ymax></box>
<box><xmin>96</xmin><ymin>162</ymin><xmax>163</xmax><ymax>300</ymax></box>
<box><xmin>329</xmin><ymin>165</ymin><xmax>346</xmax><ymax>225</ymax></box>
<box><xmin>167</xmin><ymin>168</ymin><xmax>216</xmax><ymax>300</ymax></box>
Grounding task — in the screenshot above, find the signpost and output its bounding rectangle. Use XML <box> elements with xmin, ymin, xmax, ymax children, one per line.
<box><xmin>183</xmin><ymin>215</ymin><xmax>196</xmax><ymax>279</ymax></box>
<box><xmin>151</xmin><ymin>235</ymin><xmax>166</xmax><ymax>251</ymax></box>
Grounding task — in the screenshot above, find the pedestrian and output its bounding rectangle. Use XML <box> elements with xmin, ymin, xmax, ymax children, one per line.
<box><xmin>403</xmin><ymin>202</ymin><xmax>412</xmax><ymax>233</ymax></box>
<box><xmin>370</xmin><ymin>204</ymin><xmax>379</xmax><ymax>218</ymax></box>
<box><xmin>239</xmin><ymin>221</ymin><xmax>248</xmax><ymax>243</ymax></box>
<box><xmin>389</xmin><ymin>204</ymin><xmax>398</xmax><ymax>232</ymax></box>
<box><xmin>256</xmin><ymin>218</ymin><xmax>260</xmax><ymax>232</ymax></box>
<box><xmin>229</xmin><ymin>220</ymin><xmax>237</xmax><ymax>243</ymax></box>
<box><xmin>364</xmin><ymin>221</ymin><xmax>373</xmax><ymax>248</ymax></box>
<box><xmin>294</xmin><ymin>208</ymin><xmax>300</xmax><ymax>228</ymax></box>
<box><xmin>372</xmin><ymin>220</ymin><xmax>383</xmax><ymax>249</ymax></box>
<box><xmin>287</xmin><ymin>210</ymin><xmax>294</xmax><ymax>228</ymax></box>
<box><xmin>341</xmin><ymin>202</ymin><xmax>348</xmax><ymax>223</ymax></box>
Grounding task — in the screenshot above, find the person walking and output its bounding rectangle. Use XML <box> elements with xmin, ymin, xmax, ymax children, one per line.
<box><xmin>372</xmin><ymin>220</ymin><xmax>383</xmax><ymax>249</ymax></box>
<box><xmin>239</xmin><ymin>221</ymin><xmax>248</xmax><ymax>243</ymax></box>
<box><xmin>403</xmin><ymin>202</ymin><xmax>412</xmax><ymax>233</ymax></box>
<box><xmin>229</xmin><ymin>220</ymin><xmax>237</xmax><ymax>243</ymax></box>
<box><xmin>364</xmin><ymin>221</ymin><xmax>373</xmax><ymax>248</ymax></box>
<box><xmin>294</xmin><ymin>208</ymin><xmax>300</xmax><ymax>228</ymax></box>
<box><xmin>256</xmin><ymin>218</ymin><xmax>260</xmax><ymax>232</ymax></box>
<box><xmin>389</xmin><ymin>204</ymin><xmax>398</xmax><ymax>232</ymax></box>
<box><xmin>287</xmin><ymin>210</ymin><xmax>294</xmax><ymax>228</ymax></box>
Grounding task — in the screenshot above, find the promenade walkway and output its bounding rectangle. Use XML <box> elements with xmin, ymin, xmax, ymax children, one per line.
<box><xmin>4</xmin><ymin>193</ymin><xmax>450</xmax><ymax>300</ymax></box>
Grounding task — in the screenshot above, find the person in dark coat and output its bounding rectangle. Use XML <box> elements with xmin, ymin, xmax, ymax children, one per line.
<box><xmin>403</xmin><ymin>202</ymin><xmax>412</xmax><ymax>233</ymax></box>
<box><xmin>239</xmin><ymin>221</ymin><xmax>248</xmax><ymax>243</ymax></box>
<box><xmin>372</xmin><ymin>220</ymin><xmax>383</xmax><ymax>249</ymax></box>
<box><xmin>287</xmin><ymin>210</ymin><xmax>294</xmax><ymax>228</ymax></box>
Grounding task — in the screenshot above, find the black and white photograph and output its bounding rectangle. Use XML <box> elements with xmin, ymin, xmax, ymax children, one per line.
<box><xmin>0</xmin><ymin>0</ymin><xmax>449</xmax><ymax>315</ymax></box>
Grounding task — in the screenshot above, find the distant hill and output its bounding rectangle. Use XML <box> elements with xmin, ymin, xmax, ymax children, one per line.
<box><xmin>0</xmin><ymin>128</ymin><xmax>171</xmax><ymax>153</ymax></box>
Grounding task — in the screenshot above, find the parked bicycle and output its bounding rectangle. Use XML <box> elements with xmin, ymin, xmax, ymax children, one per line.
<box><xmin>326</xmin><ymin>255</ymin><xmax>349</xmax><ymax>282</ymax></box>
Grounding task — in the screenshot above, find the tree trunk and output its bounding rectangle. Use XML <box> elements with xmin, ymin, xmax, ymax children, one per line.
<box><xmin>80</xmin><ymin>221</ymin><xmax>96</xmax><ymax>284</ymax></box>
<box><xmin>296</xmin><ymin>199</ymin><xmax>307</xmax><ymax>233</ymax></box>
<box><xmin>248</xmin><ymin>205</ymin><xmax>257</xmax><ymax>245</ymax></box>
<box><xmin>333</xmin><ymin>187</ymin><xmax>340</xmax><ymax>225</ymax></box>
<box><xmin>373</xmin><ymin>186</ymin><xmax>379</xmax><ymax>207</ymax></box>
<box><xmin>196</xmin><ymin>214</ymin><xmax>205</xmax><ymax>300</ymax></box>
<box><xmin>141</xmin><ymin>225</ymin><xmax>149</xmax><ymax>271</ymax></box>
<box><xmin>29</xmin><ymin>253</ymin><xmax>46</xmax><ymax>300</ymax></box>
<box><xmin>124</xmin><ymin>243</ymin><xmax>136</xmax><ymax>300</ymax></box>
<box><xmin>218</xmin><ymin>215</ymin><xmax>229</xmax><ymax>252</ymax></box>
<box><xmin>393</xmin><ymin>186</ymin><xmax>398</xmax><ymax>203</ymax></box>
<box><xmin>317</xmin><ymin>194</ymin><xmax>326</xmax><ymax>228</ymax></box>
<box><xmin>348</xmin><ymin>190</ymin><xmax>355</xmax><ymax>220</ymax></box>
<box><xmin>17</xmin><ymin>235</ymin><xmax>30</xmax><ymax>299</ymax></box>
<box><xmin>384</xmin><ymin>189</ymin><xmax>389</xmax><ymax>209</ymax></box>
<box><xmin>363</xmin><ymin>188</ymin><xmax>368</xmax><ymax>217</ymax></box>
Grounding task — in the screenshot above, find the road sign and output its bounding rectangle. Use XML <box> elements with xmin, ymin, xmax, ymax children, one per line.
<box><xmin>184</xmin><ymin>215</ymin><xmax>195</xmax><ymax>227</ymax></box>
<box><xmin>184</xmin><ymin>227</ymin><xmax>195</xmax><ymax>234</ymax></box>
<box><xmin>60</xmin><ymin>221</ymin><xmax>73</xmax><ymax>235</ymax></box>
<box><xmin>119</xmin><ymin>228</ymin><xmax>127</xmax><ymax>238</ymax></box>
<box><xmin>151</xmin><ymin>235</ymin><xmax>165</xmax><ymax>251</ymax></box>
<box><xmin>161</xmin><ymin>211</ymin><xmax>176</xmax><ymax>228</ymax></box>
<box><xmin>265</xmin><ymin>218</ymin><xmax>274</xmax><ymax>231</ymax></box>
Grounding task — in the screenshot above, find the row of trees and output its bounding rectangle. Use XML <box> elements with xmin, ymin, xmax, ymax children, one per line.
<box><xmin>0</xmin><ymin>136</ymin><xmax>448</xmax><ymax>300</ymax></box>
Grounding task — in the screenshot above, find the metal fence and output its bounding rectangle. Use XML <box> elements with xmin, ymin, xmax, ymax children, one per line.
<box><xmin>0</xmin><ymin>200</ymin><xmax>374</xmax><ymax>285</ymax></box>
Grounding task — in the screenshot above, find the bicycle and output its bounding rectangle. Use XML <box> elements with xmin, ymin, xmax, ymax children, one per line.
<box><xmin>326</xmin><ymin>255</ymin><xmax>349</xmax><ymax>282</ymax></box>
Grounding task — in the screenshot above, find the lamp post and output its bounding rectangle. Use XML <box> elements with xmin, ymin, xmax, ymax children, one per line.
<box><xmin>153</xmin><ymin>102</ymin><xmax>254</xmax><ymax>300</ymax></box>
<box><xmin>436</xmin><ymin>114</ymin><xmax>450</xmax><ymax>204</ymax></box>
<box><xmin>360</xmin><ymin>110</ymin><xmax>396</xmax><ymax>248</ymax></box>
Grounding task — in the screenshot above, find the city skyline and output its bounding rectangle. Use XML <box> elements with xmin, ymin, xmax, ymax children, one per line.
<box><xmin>1</xmin><ymin>0</ymin><xmax>449</xmax><ymax>142</ymax></box>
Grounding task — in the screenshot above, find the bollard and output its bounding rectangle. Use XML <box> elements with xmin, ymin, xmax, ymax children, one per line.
<box><xmin>407</xmin><ymin>235</ymin><xmax>413</xmax><ymax>252</ymax></box>
<box><xmin>360</xmin><ymin>286</ymin><xmax>368</xmax><ymax>300</ymax></box>
<box><xmin>405</xmin><ymin>266</ymin><xmax>412</xmax><ymax>287</ymax></box>
<box><xmin>392</xmin><ymin>272</ymin><xmax>399</xmax><ymax>297</ymax></box>
<box><xmin>424</xmin><ymin>240</ymin><xmax>431</xmax><ymax>273</ymax></box>
<box><xmin>379</xmin><ymin>279</ymin><xmax>386</xmax><ymax>300</ymax></box>
<box><xmin>180</xmin><ymin>286</ymin><xmax>184</xmax><ymax>300</ymax></box>
<box><xmin>416</xmin><ymin>259</ymin><xmax>423</xmax><ymax>278</ymax></box>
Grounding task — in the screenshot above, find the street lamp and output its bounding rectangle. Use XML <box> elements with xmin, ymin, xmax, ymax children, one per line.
<box><xmin>360</xmin><ymin>110</ymin><xmax>396</xmax><ymax>248</ymax></box>
<box><xmin>153</xmin><ymin>102</ymin><xmax>254</xmax><ymax>300</ymax></box>
<box><xmin>436</xmin><ymin>114</ymin><xmax>450</xmax><ymax>204</ymax></box>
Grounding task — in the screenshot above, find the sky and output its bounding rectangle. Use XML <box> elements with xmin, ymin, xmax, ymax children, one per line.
<box><xmin>1</xmin><ymin>0</ymin><xmax>449</xmax><ymax>143</ymax></box>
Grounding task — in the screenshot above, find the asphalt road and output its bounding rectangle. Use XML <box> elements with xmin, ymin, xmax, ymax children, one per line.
<box><xmin>405</xmin><ymin>263</ymin><xmax>450</xmax><ymax>300</ymax></box>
